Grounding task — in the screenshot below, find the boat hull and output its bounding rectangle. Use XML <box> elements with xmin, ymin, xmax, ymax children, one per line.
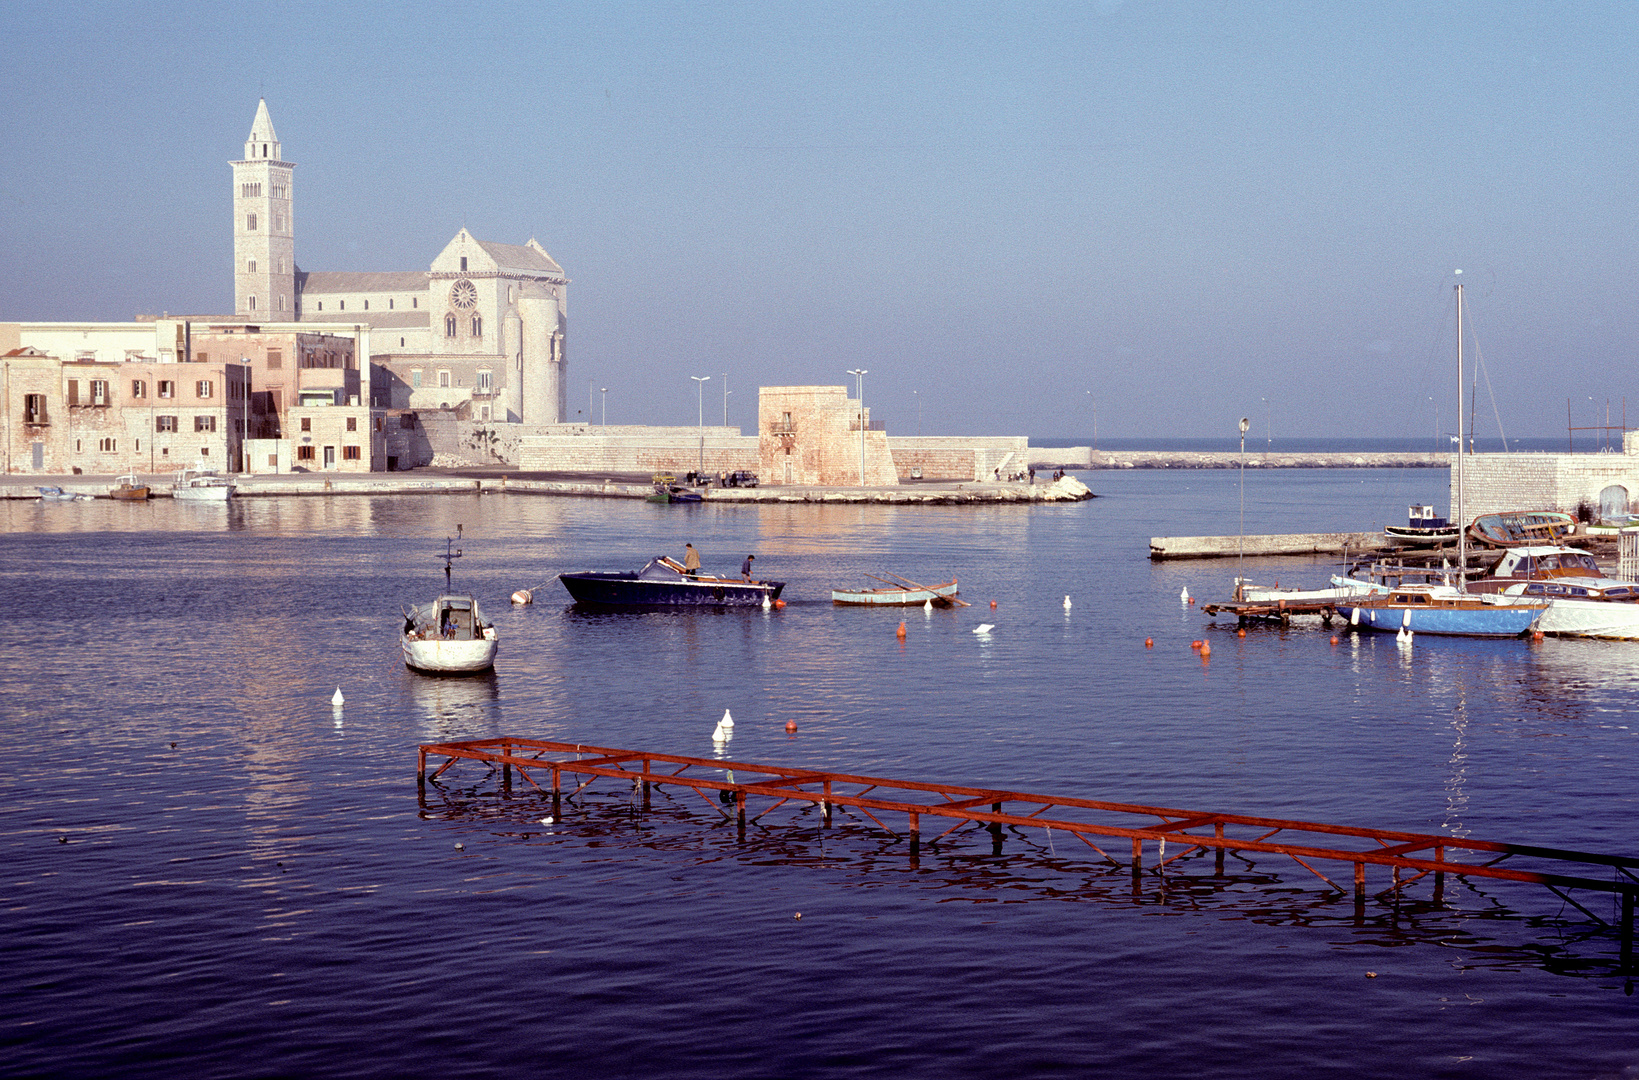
<box><xmin>1336</xmin><ymin>598</ymin><xmax>1545</xmax><ymax>637</ymax></box>
<box><xmin>832</xmin><ymin>579</ymin><xmax>959</xmax><ymax>605</ymax></box>
<box><xmin>174</xmin><ymin>485</ymin><xmax>233</xmax><ymax>502</ymax></box>
<box><xmin>1383</xmin><ymin>526</ymin><xmax>1459</xmax><ymax>546</ymax></box>
<box><xmin>559</xmin><ymin>571</ymin><xmax>783</xmax><ymax>607</ymax></box>
<box><xmin>402</xmin><ymin>634</ymin><xmax>498</xmax><ymax>674</ymax></box>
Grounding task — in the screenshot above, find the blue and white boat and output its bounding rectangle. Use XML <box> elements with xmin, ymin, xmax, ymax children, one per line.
<box><xmin>1335</xmin><ymin>588</ymin><xmax>1546</xmax><ymax>638</ymax></box>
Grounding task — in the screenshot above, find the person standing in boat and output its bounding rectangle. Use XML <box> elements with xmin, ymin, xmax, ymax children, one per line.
<box><xmin>741</xmin><ymin>554</ymin><xmax>755</xmax><ymax>582</ymax></box>
<box><xmin>683</xmin><ymin>543</ymin><xmax>701</xmax><ymax>576</ymax></box>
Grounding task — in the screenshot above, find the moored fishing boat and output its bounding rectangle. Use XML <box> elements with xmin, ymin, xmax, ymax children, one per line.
<box><xmin>36</xmin><ymin>486</ymin><xmax>92</xmax><ymax>502</ymax></box>
<box><xmin>173</xmin><ymin>466</ymin><xmax>234</xmax><ymax>502</ymax></box>
<box><xmin>559</xmin><ymin>556</ymin><xmax>783</xmax><ymax>606</ymax></box>
<box><xmin>833</xmin><ymin>576</ymin><xmax>959</xmax><ymax>606</ymax></box>
<box><xmin>111</xmin><ymin>473</ymin><xmax>149</xmax><ymax>501</ymax></box>
<box><xmin>402</xmin><ymin>527</ymin><xmax>498</xmax><ymax>675</ymax></box>
<box><xmin>1464</xmin><ymin>545</ymin><xmax>1639</xmax><ymax>639</ymax></box>
<box><xmin>1383</xmin><ymin>504</ymin><xmax>1459</xmax><ymax>546</ymax></box>
<box><xmin>1468</xmin><ymin>510</ymin><xmax>1577</xmax><ymax>547</ymax></box>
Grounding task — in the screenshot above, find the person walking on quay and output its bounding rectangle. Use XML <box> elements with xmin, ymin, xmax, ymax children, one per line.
<box><xmin>741</xmin><ymin>554</ymin><xmax>755</xmax><ymax>581</ymax></box>
<box><xmin>683</xmin><ymin>543</ymin><xmax>701</xmax><ymax>576</ymax></box>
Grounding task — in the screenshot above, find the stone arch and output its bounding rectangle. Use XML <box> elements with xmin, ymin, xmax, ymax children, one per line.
<box><xmin>1599</xmin><ymin>484</ymin><xmax>1630</xmax><ymax>522</ymax></box>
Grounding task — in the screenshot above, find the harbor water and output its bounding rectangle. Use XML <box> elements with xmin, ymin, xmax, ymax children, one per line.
<box><xmin>4</xmin><ymin>468</ymin><xmax>1638</xmax><ymax>1078</ymax></box>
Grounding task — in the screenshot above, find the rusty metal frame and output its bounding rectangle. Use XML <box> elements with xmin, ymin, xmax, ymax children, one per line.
<box><xmin>418</xmin><ymin>737</ymin><xmax>1639</xmax><ymax>957</ymax></box>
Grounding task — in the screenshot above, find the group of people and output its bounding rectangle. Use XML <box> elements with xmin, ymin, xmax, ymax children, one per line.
<box><xmin>683</xmin><ymin>543</ymin><xmax>757</xmax><ymax>582</ymax></box>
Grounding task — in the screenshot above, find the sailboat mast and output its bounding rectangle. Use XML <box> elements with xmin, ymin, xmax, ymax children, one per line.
<box><xmin>1456</xmin><ymin>275</ymin><xmax>1466</xmax><ymax>593</ymax></box>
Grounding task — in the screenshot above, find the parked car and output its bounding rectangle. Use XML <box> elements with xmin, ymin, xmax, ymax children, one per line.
<box><xmin>725</xmin><ymin>470</ymin><xmax>759</xmax><ymax>488</ymax></box>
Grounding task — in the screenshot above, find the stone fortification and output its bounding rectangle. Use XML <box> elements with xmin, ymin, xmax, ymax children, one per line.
<box><xmin>759</xmin><ymin>385</ymin><xmax>898</xmax><ymax>485</ymax></box>
<box><xmin>887</xmin><ymin>436</ymin><xmax>1030</xmax><ymax>481</ymax></box>
<box><xmin>515</xmin><ymin>424</ymin><xmax>757</xmax><ymax>475</ymax></box>
<box><xmin>1457</xmin><ymin>437</ymin><xmax>1639</xmax><ymax>519</ymax></box>
<box><xmin>1031</xmin><ymin>448</ymin><xmax>1447</xmax><ymax>470</ymax></box>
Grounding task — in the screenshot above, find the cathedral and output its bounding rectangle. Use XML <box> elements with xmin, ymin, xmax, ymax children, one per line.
<box><xmin>230</xmin><ymin>99</ymin><xmax>568</xmax><ymax>424</ymax></box>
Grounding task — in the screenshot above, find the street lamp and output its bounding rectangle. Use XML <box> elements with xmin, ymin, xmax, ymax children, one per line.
<box><xmin>600</xmin><ymin>387</ymin><xmax>608</xmax><ymax>426</ymax></box>
<box><xmin>722</xmin><ymin>372</ymin><xmax>728</xmax><ymax>427</ymax></box>
<box><xmin>240</xmin><ymin>357</ymin><xmax>251</xmax><ymax>475</ymax></box>
<box><xmin>1238</xmin><ymin>416</ymin><xmax>1250</xmax><ymax>596</ymax></box>
<box><xmin>913</xmin><ymin>389</ymin><xmax>921</xmax><ymax>436</ymax></box>
<box><xmin>847</xmin><ymin>368</ymin><xmax>868</xmax><ymax>486</ymax></box>
<box><xmin>691</xmin><ymin>375</ymin><xmax>710</xmax><ymax>473</ymax></box>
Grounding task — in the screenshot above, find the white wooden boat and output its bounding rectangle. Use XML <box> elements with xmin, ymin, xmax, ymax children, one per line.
<box><xmin>402</xmin><ymin>528</ymin><xmax>498</xmax><ymax>675</ymax></box>
<box><xmin>173</xmin><ymin>466</ymin><xmax>234</xmax><ymax>502</ymax></box>
<box><xmin>833</xmin><ymin>576</ymin><xmax>960</xmax><ymax>606</ymax></box>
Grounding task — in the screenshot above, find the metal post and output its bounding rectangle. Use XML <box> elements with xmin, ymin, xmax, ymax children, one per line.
<box><xmin>909</xmin><ymin>811</ymin><xmax>920</xmax><ymax>855</ymax></box>
<box><xmin>721</xmin><ymin>372</ymin><xmax>728</xmax><ymax>427</ymax></box>
<box><xmin>848</xmin><ymin>368</ymin><xmax>867</xmax><ymax>486</ymax></box>
<box><xmin>1238</xmin><ymin>417</ymin><xmax>1249</xmax><ymax>597</ymax></box>
<box><xmin>691</xmin><ymin>375</ymin><xmax>710</xmax><ymax>474</ymax></box>
<box><xmin>600</xmin><ymin>387</ymin><xmax>607</xmax><ymax>425</ymax></box>
<box><xmin>240</xmin><ymin>358</ymin><xmax>251</xmax><ymax>474</ymax></box>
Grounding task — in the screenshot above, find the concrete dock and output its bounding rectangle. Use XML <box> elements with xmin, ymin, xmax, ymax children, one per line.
<box><xmin>1149</xmin><ymin>532</ymin><xmax>1391</xmax><ymax>560</ymax></box>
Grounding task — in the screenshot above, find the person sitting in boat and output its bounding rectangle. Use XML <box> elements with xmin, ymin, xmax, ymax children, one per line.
<box><xmin>684</xmin><ymin>543</ymin><xmax>701</xmax><ymax>576</ymax></box>
<box><xmin>741</xmin><ymin>554</ymin><xmax>755</xmax><ymax>582</ymax></box>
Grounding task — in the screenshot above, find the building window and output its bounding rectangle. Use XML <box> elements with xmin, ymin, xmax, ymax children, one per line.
<box><xmin>247</xmin><ymin>213</ymin><xmax>258</xmax><ymax>230</ymax></box>
<box><xmin>131</xmin><ymin>379</ymin><xmax>146</xmax><ymax>399</ymax></box>
<box><xmin>267</xmin><ymin>350</ymin><xmax>282</xmax><ymax>370</ymax></box>
<box><xmin>23</xmin><ymin>394</ymin><xmax>46</xmax><ymax>424</ymax></box>
<box><xmin>339</xmin><ymin>300</ymin><xmax>345</xmax><ymax>311</ymax></box>
<box><xmin>345</xmin><ymin>416</ymin><xmax>357</xmax><ymax>432</ymax></box>
<box><xmin>201</xmin><ymin>446</ymin><xmax>210</xmax><ymax>455</ymax></box>
<box><xmin>471</xmin><ymin>316</ymin><xmax>482</xmax><ymax>337</ymax></box>
<box><xmin>411</xmin><ymin>370</ymin><xmax>422</xmax><ymax>388</ymax></box>
<box><xmin>196</xmin><ymin>380</ymin><xmax>213</xmax><ymax>398</ymax></box>
<box><xmin>439</xmin><ymin>370</ymin><xmax>451</xmax><ymax>389</ymax></box>
<box><xmin>399</xmin><ymin>337</ymin><xmax>405</xmax><ymax>347</ymax></box>
<box><xmin>476</xmin><ymin>370</ymin><xmax>492</xmax><ymax>392</ymax></box>
<box><xmin>156</xmin><ymin>415</ymin><xmax>177</xmax><ymax>432</ymax></box>
<box><xmin>195</xmin><ymin>352</ymin><xmax>208</xmax><ymax>363</ymax></box>
<box><xmin>399</xmin><ymin>415</ymin><xmax>415</xmax><ymax>429</ymax></box>
<box><xmin>375</xmin><ymin>417</ymin><xmax>384</xmax><ymax>432</ymax></box>
<box><xmin>363</xmin><ymin>300</ymin><xmax>369</xmax><ymax>311</ymax></box>
<box><xmin>99</xmin><ymin>437</ymin><xmax>117</xmax><ymax>452</ymax></box>
<box><xmin>460</xmin><ymin>256</ymin><xmax>467</xmax><ymax>271</ymax></box>
<box><xmin>278</xmin><ymin>296</ymin><xmax>285</xmax><ymax>311</ymax></box>
<box><xmin>91</xmin><ymin>380</ymin><xmax>109</xmax><ymax>406</ymax></box>
<box><xmin>66</xmin><ymin>380</ymin><xmax>78</xmax><ymax>405</ymax></box>
<box><xmin>388</xmin><ymin>298</ymin><xmax>394</xmax><ymax>310</ymax></box>
<box><xmin>481</xmin><ymin>405</ymin><xmax>490</xmax><ymax>421</ymax></box>
<box><xmin>300</xmin><ymin>417</ymin><xmax>312</xmax><ymax>432</ymax></box>
<box><xmin>274</xmin><ymin>213</ymin><xmax>283</xmax><ymax>231</ymax></box>
<box><xmin>444</xmin><ymin>314</ymin><xmax>456</xmax><ymax>337</ymax></box>
<box><xmin>158</xmin><ymin>380</ymin><xmax>174</xmax><ymax>399</ymax></box>
<box><xmin>248</xmin><ymin>295</ymin><xmax>256</xmax><ymax>311</ymax></box>
<box><xmin>194</xmin><ymin>415</ymin><xmax>217</xmax><ymax>432</ymax></box>
<box><xmin>297</xmin><ymin>445</ymin><xmax>316</xmax><ymax>461</ymax></box>
<box><xmin>248</xmin><ymin>259</ymin><xmax>256</xmax><ymax>273</ymax></box>
<box><xmin>412</xmin><ymin>297</ymin><xmax>418</xmax><ymax>309</ymax></box>
<box><xmin>343</xmin><ymin>445</ymin><xmax>361</xmax><ymax>460</ymax></box>
<box><xmin>317</xmin><ymin>301</ymin><xmax>323</xmax><ymax>311</ymax></box>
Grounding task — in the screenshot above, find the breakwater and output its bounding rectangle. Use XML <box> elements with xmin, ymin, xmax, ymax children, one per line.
<box><xmin>1031</xmin><ymin>449</ymin><xmax>1446</xmax><ymax>470</ymax></box>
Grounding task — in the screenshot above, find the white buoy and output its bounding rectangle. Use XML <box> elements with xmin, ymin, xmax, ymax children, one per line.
<box><xmin>762</xmin><ymin>593</ymin><xmax>772</xmax><ymax>609</ymax></box>
<box><xmin>719</xmin><ymin>709</ymin><xmax>734</xmax><ymax>730</ymax></box>
<box><xmin>332</xmin><ymin>687</ymin><xmax>344</xmax><ymax>707</ymax></box>
<box><xmin>1063</xmin><ymin>595</ymin><xmax>1072</xmax><ymax>609</ymax></box>
<box><xmin>973</xmin><ymin>623</ymin><xmax>995</xmax><ymax>635</ymax></box>
<box><xmin>1180</xmin><ymin>587</ymin><xmax>1190</xmax><ymax>603</ymax></box>
<box><xmin>540</xmin><ymin>816</ymin><xmax>554</xmax><ymax>825</ymax></box>
<box><xmin>923</xmin><ymin>599</ymin><xmax>933</xmax><ymax>613</ymax></box>
<box><xmin>512</xmin><ymin>589</ymin><xmax>533</xmax><ymax>605</ymax></box>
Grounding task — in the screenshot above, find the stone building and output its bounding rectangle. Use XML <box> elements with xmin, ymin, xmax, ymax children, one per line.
<box><xmin>1459</xmin><ymin>437</ymin><xmax>1639</xmax><ymax>520</ymax></box>
<box><xmin>759</xmin><ymin>385</ymin><xmax>899</xmax><ymax>486</ymax></box>
<box><xmin>231</xmin><ymin>100</ymin><xmax>569</xmax><ymax>425</ymax></box>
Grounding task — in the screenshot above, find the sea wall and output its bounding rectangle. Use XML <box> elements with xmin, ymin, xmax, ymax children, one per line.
<box><xmin>1030</xmin><ymin>448</ymin><xmax>1447</xmax><ymax>470</ymax></box>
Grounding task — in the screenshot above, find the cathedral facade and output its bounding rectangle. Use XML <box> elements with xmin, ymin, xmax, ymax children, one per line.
<box><xmin>231</xmin><ymin>100</ymin><xmax>568</xmax><ymax>424</ymax></box>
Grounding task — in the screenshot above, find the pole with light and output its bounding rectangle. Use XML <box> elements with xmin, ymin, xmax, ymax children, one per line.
<box><xmin>600</xmin><ymin>387</ymin><xmax>608</xmax><ymax>425</ymax></box>
<box><xmin>722</xmin><ymin>372</ymin><xmax>728</xmax><ymax>427</ymax></box>
<box><xmin>913</xmin><ymin>389</ymin><xmax>921</xmax><ymax>436</ymax></box>
<box><xmin>847</xmin><ymin>368</ymin><xmax>868</xmax><ymax>486</ymax></box>
<box><xmin>240</xmin><ymin>357</ymin><xmax>251</xmax><ymax>474</ymax></box>
<box><xmin>691</xmin><ymin>375</ymin><xmax>710</xmax><ymax>474</ymax></box>
<box><xmin>1238</xmin><ymin>416</ymin><xmax>1250</xmax><ymax>598</ymax></box>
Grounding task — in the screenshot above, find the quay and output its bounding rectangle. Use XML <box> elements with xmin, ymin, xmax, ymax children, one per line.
<box><xmin>418</xmin><ymin>737</ymin><xmax>1639</xmax><ymax>952</ymax></box>
<box><xmin>1030</xmin><ymin>449</ymin><xmax>1447</xmax><ymax>470</ymax></box>
<box><xmin>1150</xmin><ymin>532</ymin><xmax>1390</xmax><ymax>560</ymax></box>
<box><xmin>0</xmin><ymin>470</ymin><xmax>1094</xmax><ymax>504</ymax></box>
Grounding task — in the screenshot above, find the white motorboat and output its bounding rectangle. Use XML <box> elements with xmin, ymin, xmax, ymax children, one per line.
<box><xmin>173</xmin><ymin>466</ymin><xmax>235</xmax><ymax>502</ymax></box>
<box><xmin>402</xmin><ymin>527</ymin><xmax>498</xmax><ymax>675</ymax></box>
<box><xmin>1466</xmin><ymin>545</ymin><xmax>1639</xmax><ymax>640</ymax></box>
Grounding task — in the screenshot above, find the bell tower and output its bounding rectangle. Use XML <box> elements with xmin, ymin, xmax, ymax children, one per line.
<box><xmin>231</xmin><ymin>99</ymin><xmax>295</xmax><ymax>318</ymax></box>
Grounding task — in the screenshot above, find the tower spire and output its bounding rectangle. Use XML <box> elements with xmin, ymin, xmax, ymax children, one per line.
<box><xmin>244</xmin><ymin>98</ymin><xmax>281</xmax><ymax>161</ymax></box>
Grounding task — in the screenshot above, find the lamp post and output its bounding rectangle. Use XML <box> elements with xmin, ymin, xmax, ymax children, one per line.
<box><xmin>913</xmin><ymin>389</ymin><xmax>921</xmax><ymax>436</ymax></box>
<box><xmin>1238</xmin><ymin>416</ymin><xmax>1250</xmax><ymax>597</ymax></box>
<box><xmin>691</xmin><ymin>375</ymin><xmax>710</xmax><ymax>473</ymax></box>
<box><xmin>722</xmin><ymin>372</ymin><xmax>728</xmax><ymax>427</ymax></box>
<box><xmin>847</xmin><ymin>368</ymin><xmax>868</xmax><ymax>486</ymax></box>
<box><xmin>240</xmin><ymin>357</ymin><xmax>251</xmax><ymax>474</ymax></box>
<box><xmin>600</xmin><ymin>387</ymin><xmax>608</xmax><ymax>426</ymax></box>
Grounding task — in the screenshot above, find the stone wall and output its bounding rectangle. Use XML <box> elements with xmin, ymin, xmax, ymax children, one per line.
<box><xmin>758</xmin><ymin>385</ymin><xmax>898</xmax><ymax>485</ymax></box>
<box><xmin>1457</xmin><ymin>449</ymin><xmax>1639</xmax><ymax>519</ymax></box>
<box><xmin>887</xmin><ymin>436</ymin><xmax>1031</xmax><ymax>481</ymax></box>
<box><xmin>516</xmin><ymin>424</ymin><xmax>758</xmax><ymax>475</ymax></box>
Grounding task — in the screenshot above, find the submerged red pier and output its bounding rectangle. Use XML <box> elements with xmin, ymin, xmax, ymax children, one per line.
<box><xmin>418</xmin><ymin>736</ymin><xmax>1639</xmax><ymax>952</ymax></box>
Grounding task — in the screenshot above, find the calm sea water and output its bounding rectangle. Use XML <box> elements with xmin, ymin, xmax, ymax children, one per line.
<box><xmin>4</xmin><ymin>469</ymin><xmax>1638</xmax><ymax>1078</ymax></box>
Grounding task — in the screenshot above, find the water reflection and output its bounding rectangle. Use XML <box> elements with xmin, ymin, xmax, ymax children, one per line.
<box><xmin>408</xmin><ymin>670</ymin><xmax>501</xmax><ymax>741</ymax></box>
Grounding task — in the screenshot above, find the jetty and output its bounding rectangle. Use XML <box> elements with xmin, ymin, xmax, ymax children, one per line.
<box><xmin>1150</xmin><ymin>532</ymin><xmax>1390</xmax><ymax>560</ymax></box>
<box><xmin>418</xmin><ymin>737</ymin><xmax>1639</xmax><ymax>954</ymax></box>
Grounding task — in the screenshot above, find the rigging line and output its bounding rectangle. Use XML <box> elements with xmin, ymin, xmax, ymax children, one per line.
<box><xmin>1463</xmin><ymin>304</ymin><xmax>1510</xmax><ymax>451</ymax></box>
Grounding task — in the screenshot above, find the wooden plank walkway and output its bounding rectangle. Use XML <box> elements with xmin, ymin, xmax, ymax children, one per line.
<box><xmin>418</xmin><ymin>737</ymin><xmax>1639</xmax><ymax>957</ymax></box>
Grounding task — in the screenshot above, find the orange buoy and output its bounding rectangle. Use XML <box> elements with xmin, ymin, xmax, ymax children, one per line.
<box><xmin>1330</xmin><ymin>635</ymin><xmax>1340</xmax><ymax>645</ymax></box>
<box><xmin>1190</xmin><ymin>639</ymin><xmax>1203</xmax><ymax>650</ymax></box>
<box><xmin>1200</xmin><ymin>641</ymin><xmax>1211</xmax><ymax>656</ymax></box>
<box><xmin>1236</xmin><ymin>628</ymin><xmax>1246</xmax><ymax>637</ymax></box>
<box><xmin>990</xmin><ymin>600</ymin><xmax>997</xmax><ymax>609</ymax></box>
<box><xmin>774</xmin><ymin>599</ymin><xmax>786</xmax><ymax>609</ymax></box>
<box><xmin>1532</xmin><ymin>630</ymin><xmax>1544</xmax><ymax>641</ymax></box>
<box><xmin>785</xmin><ymin>719</ymin><xmax>798</xmax><ymax>734</ymax></box>
<box><xmin>1144</xmin><ymin>637</ymin><xmax>1153</xmax><ymax>648</ymax></box>
<box><xmin>1188</xmin><ymin>597</ymin><xmax>1196</xmax><ymax>605</ymax></box>
<box><xmin>896</xmin><ymin>621</ymin><xmax>907</xmax><ymax>639</ymax></box>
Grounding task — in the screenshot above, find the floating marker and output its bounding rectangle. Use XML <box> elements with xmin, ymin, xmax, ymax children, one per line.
<box><xmin>1190</xmin><ymin>640</ymin><xmax>1203</xmax><ymax>650</ymax></box>
<box><xmin>332</xmin><ymin>687</ymin><xmax>344</xmax><ymax>707</ymax></box>
<box><xmin>511</xmin><ymin>589</ymin><xmax>533</xmax><ymax>605</ymax></box>
<box><xmin>540</xmin><ymin>816</ymin><xmax>554</xmax><ymax>825</ymax></box>
<box><xmin>990</xmin><ymin>600</ymin><xmax>997</xmax><ymax>609</ymax></box>
<box><xmin>1180</xmin><ymin>587</ymin><xmax>1190</xmax><ymax>603</ymax></box>
<box><xmin>762</xmin><ymin>594</ymin><xmax>772</xmax><ymax>609</ymax></box>
<box><xmin>1200</xmin><ymin>641</ymin><xmax>1211</xmax><ymax>657</ymax></box>
<box><xmin>1330</xmin><ymin>636</ymin><xmax>1339</xmax><ymax>645</ymax></box>
<box><xmin>1144</xmin><ymin>637</ymin><xmax>1154</xmax><ymax>648</ymax></box>
<box><xmin>1063</xmin><ymin>595</ymin><xmax>1072</xmax><ymax>610</ymax></box>
<box><xmin>774</xmin><ymin>599</ymin><xmax>786</xmax><ymax>609</ymax></box>
<box><xmin>719</xmin><ymin>709</ymin><xmax>734</xmax><ymax>730</ymax></box>
<box><xmin>973</xmin><ymin>623</ymin><xmax>995</xmax><ymax>635</ymax></box>
<box><xmin>1237</xmin><ymin>628</ymin><xmax>1246</xmax><ymax>637</ymax></box>
<box><xmin>924</xmin><ymin>599</ymin><xmax>933</xmax><ymax>613</ymax></box>
<box><xmin>896</xmin><ymin>621</ymin><xmax>907</xmax><ymax>639</ymax></box>
<box><xmin>785</xmin><ymin>720</ymin><xmax>798</xmax><ymax>734</ymax></box>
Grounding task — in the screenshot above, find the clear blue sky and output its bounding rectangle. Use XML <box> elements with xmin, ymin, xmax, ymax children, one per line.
<box><xmin>3</xmin><ymin>1</ymin><xmax>1635</xmax><ymax>440</ymax></box>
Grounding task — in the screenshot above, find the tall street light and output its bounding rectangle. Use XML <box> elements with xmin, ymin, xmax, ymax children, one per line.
<box><xmin>691</xmin><ymin>375</ymin><xmax>710</xmax><ymax>474</ymax></box>
<box><xmin>913</xmin><ymin>389</ymin><xmax>921</xmax><ymax>436</ymax></box>
<box><xmin>847</xmin><ymin>368</ymin><xmax>868</xmax><ymax>486</ymax></box>
<box><xmin>600</xmin><ymin>387</ymin><xmax>608</xmax><ymax>426</ymax></box>
<box><xmin>1238</xmin><ymin>416</ymin><xmax>1250</xmax><ymax>596</ymax></box>
<box><xmin>721</xmin><ymin>372</ymin><xmax>728</xmax><ymax>427</ymax></box>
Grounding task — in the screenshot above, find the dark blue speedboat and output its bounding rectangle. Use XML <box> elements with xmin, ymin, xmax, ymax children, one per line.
<box><xmin>558</xmin><ymin>556</ymin><xmax>784</xmax><ymax>607</ymax></box>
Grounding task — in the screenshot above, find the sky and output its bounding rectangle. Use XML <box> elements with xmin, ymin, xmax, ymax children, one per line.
<box><xmin>2</xmin><ymin>1</ymin><xmax>1637</xmax><ymax>440</ymax></box>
